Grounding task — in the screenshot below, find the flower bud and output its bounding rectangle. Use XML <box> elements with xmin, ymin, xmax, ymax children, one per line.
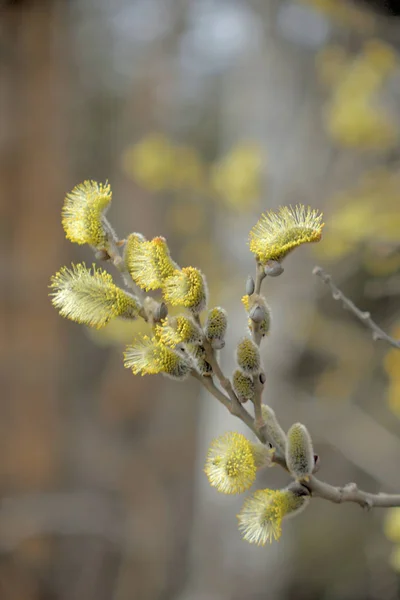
<box><xmin>232</xmin><ymin>369</ymin><xmax>255</xmax><ymax>403</ymax></box>
<box><xmin>260</xmin><ymin>405</ymin><xmax>287</xmax><ymax>455</ymax></box>
<box><xmin>264</xmin><ymin>260</ymin><xmax>284</xmax><ymax>277</ymax></box>
<box><xmin>249</xmin><ymin>305</ymin><xmax>265</xmax><ymax>324</ymax></box>
<box><xmin>153</xmin><ymin>302</ymin><xmax>168</xmax><ymax>323</ymax></box>
<box><xmin>286</xmin><ymin>423</ymin><xmax>314</xmax><ymax>480</ymax></box>
<box><xmin>242</xmin><ymin>294</ymin><xmax>271</xmax><ymax>337</ymax></box>
<box><xmin>236</xmin><ymin>338</ymin><xmax>261</xmax><ymax>375</ymax></box>
<box><xmin>245</xmin><ymin>275</ymin><xmax>255</xmax><ymax>296</ymax></box>
<box><xmin>205</xmin><ymin>307</ymin><xmax>227</xmax><ymax>348</ymax></box>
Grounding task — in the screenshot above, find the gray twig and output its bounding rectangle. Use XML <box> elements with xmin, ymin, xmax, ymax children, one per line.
<box><xmin>306</xmin><ymin>478</ymin><xmax>400</xmax><ymax>509</ymax></box>
<box><xmin>250</xmin><ymin>263</ymin><xmax>266</xmax><ymax>435</ymax></box>
<box><xmin>313</xmin><ymin>266</ymin><xmax>400</xmax><ymax>350</ymax></box>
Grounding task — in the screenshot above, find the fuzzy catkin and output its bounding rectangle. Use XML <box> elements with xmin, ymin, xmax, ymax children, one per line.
<box><xmin>286</xmin><ymin>423</ymin><xmax>314</xmax><ymax>480</ymax></box>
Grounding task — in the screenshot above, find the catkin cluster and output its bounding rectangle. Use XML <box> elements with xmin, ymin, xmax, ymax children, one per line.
<box><xmin>50</xmin><ymin>180</ymin><xmax>324</xmax><ymax>545</ymax></box>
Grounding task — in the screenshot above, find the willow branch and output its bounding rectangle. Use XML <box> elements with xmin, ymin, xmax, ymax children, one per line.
<box><xmin>194</xmin><ymin>365</ymin><xmax>400</xmax><ymax>506</ymax></box>
<box><xmin>306</xmin><ymin>477</ymin><xmax>400</xmax><ymax>509</ymax></box>
<box><xmin>201</xmin><ymin>337</ymin><xmax>264</xmax><ymax>440</ymax></box>
<box><xmin>250</xmin><ymin>262</ymin><xmax>266</xmax><ymax>434</ymax></box>
<box><xmin>313</xmin><ymin>266</ymin><xmax>400</xmax><ymax>349</ymax></box>
<box><xmin>254</xmin><ymin>262</ymin><xmax>266</xmax><ymax>294</ymax></box>
<box><xmin>191</xmin><ymin>371</ymin><xmax>231</xmax><ymax>412</ymax></box>
<box><xmin>192</xmin><ymin>370</ymin><xmax>262</xmax><ymax>440</ymax></box>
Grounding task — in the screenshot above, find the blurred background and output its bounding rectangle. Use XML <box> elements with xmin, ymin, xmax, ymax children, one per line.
<box><xmin>1</xmin><ymin>0</ymin><xmax>400</xmax><ymax>599</ymax></box>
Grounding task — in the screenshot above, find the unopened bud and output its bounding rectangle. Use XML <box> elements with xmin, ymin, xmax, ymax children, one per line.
<box><xmin>205</xmin><ymin>307</ymin><xmax>228</xmax><ymax>348</ymax></box>
<box><xmin>286</xmin><ymin>423</ymin><xmax>314</xmax><ymax>480</ymax></box>
<box><xmin>232</xmin><ymin>369</ymin><xmax>255</xmax><ymax>403</ymax></box>
<box><xmin>242</xmin><ymin>294</ymin><xmax>271</xmax><ymax>337</ymax></box>
<box><xmin>212</xmin><ymin>339</ymin><xmax>225</xmax><ymax>350</ymax></box>
<box><xmin>95</xmin><ymin>249</ymin><xmax>109</xmax><ymax>261</ymax></box>
<box><xmin>154</xmin><ymin>302</ymin><xmax>168</xmax><ymax>323</ymax></box>
<box><xmin>236</xmin><ymin>338</ymin><xmax>261</xmax><ymax>375</ymax></box>
<box><xmin>245</xmin><ymin>275</ymin><xmax>255</xmax><ymax>296</ymax></box>
<box><xmin>265</xmin><ymin>260</ymin><xmax>284</xmax><ymax>277</ymax></box>
<box><xmin>249</xmin><ymin>305</ymin><xmax>265</xmax><ymax>324</ymax></box>
<box><xmin>261</xmin><ymin>405</ymin><xmax>287</xmax><ymax>455</ymax></box>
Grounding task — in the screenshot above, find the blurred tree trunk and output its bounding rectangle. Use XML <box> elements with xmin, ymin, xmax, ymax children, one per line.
<box><xmin>0</xmin><ymin>1</ymin><xmax>67</xmax><ymax>598</ymax></box>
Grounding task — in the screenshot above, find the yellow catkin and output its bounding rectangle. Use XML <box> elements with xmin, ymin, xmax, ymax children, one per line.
<box><xmin>62</xmin><ymin>181</ymin><xmax>112</xmax><ymax>247</ymax></box>
<box><xmin>50</xmin><ymin>263</ymin><xmax>141</xmax><ymax>329</ymax></box>
<box><xmin>125</xmin><ymin>233</ymin><xmax>178</xmax><ymax>291</ymax></box>
<box><xmin>124</xmin><ymin>334</ymin><xmax>191</xmax><ymax>379</ymax></box>
<box><xmin>163</xmin><ymin>267</ymin><xmax>208</xmax><ymax>313</ymax></box>
<box><xmin>249</xmin><ymin>205</ymin><xmax>324</xmax><ymax>264</ymax></box>
<box><xmin>204</xmin><ymin>432</ymin><xmax>258</xmax><ymax>495</ymax></box>
<box><xmin>237</xmin><ymin>488</ymin><xmax>309</xmax><ymax>545</ymax></box>
<box><xmin>155</xmin><ymin>316</ymin><xmax>203</xmax><ymax>347</ymax></box>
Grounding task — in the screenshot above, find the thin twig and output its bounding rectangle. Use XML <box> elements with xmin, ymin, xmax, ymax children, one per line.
<box><xmin>200</xmin><ymin>339</ymin><xmax>264</xmax><ymax>438</ymax></box>
<box><xmin>313</xmin><ymin>266</ymin><xmax>400</xmax><ymax>350</ymax></box>
<box><xmin>254</xmin><ymin>262</ymin><xmax>266</xmax><ymax>294</ymax></box>
<box><xmin>191</xmin><ymin>371</ymin><xmax>231</xmax><ymax>412</ymax></box>
<box><xmin>250</xmin><ymin>263</ymin><xmax>266</xmax><ymax>435</ymax></box>
<box><xmin>306</xmin><ymin>477</ymin><xmax>400</xmax><ymax>509</ymax></box>
<box><xmin>192</xmin><ymin>370</ymin><xmax>262</xmax><ymax>439</ymax></box>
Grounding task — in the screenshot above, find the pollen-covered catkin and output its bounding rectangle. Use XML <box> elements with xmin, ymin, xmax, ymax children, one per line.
<box><xmin>62</xmin><ymin>181</ymin><xmax>113</xmax><ymax>248</ymax></box>
<box><xmin>237</xmin><ymin>486</ymin><xmax>310</xmax><ymax>545</ymax></box>
<box><xmin>124</xmin><ymin>233</ymin><xmax>177</xmax><ymax>291</ymax></box>
<box><xmin>163</xmin><ymin>267</ymin><xmax>208</xmax><ymax>314</ymax></box>
<box><xmin>204</xmin><ymin>432</ymin><xmax>257</xmax><ymax>494</ymax></box>
<box><xmin>49</xmin><ymin>263</ymin><xmax>141</xmax><ymax>328</ymax></box>
<box><xmin>156</xmin><ymin>316</ymin><xmax>203</xmax><ymax>347</ymax></box>
<box><xmin>286</xmin><ymin>423</ymin><xmax>314</xmax><ymax>480</ymax></box>
<box><xmin>249</xmin><ymin>204</ymin><xmax>324</xmax><ymax>264</ymax></box>
<box><xmin>124</xmin><ymin>334</ymin><xmax>191</xmax><ymax>379</ymax></box>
